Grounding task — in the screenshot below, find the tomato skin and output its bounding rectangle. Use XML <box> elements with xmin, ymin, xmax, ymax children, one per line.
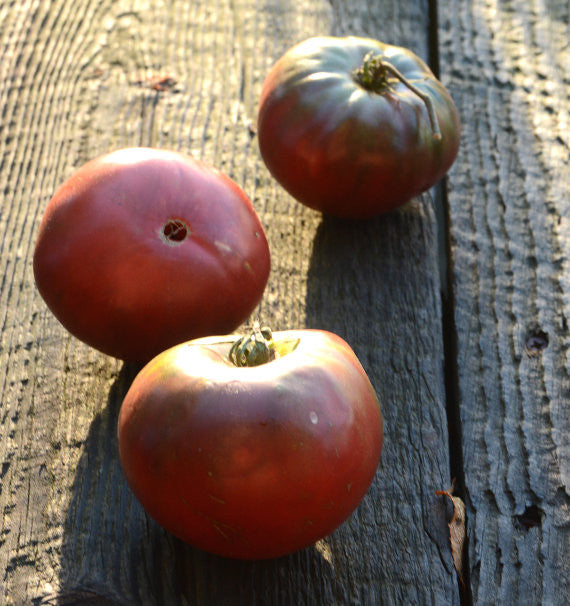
<box><xmin>33</xmin><ymin>148</ymin><xmax>270</xmax><ymax>361</ymax></box>
<box><xmin>257</xmin><ymin>36</ymin><xmax>461</xmax><ymax>218</ymax></box>
<box><xmin>117</xmin><ymin>330</ymin><xmax>383</xmax><ymax>559</ymax></box>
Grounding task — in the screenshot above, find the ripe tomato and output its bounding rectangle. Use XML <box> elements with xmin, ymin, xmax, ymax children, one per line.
<box><xmin>33</xmin><ymin>148</ymin><xmax>270</xmax><ymax>362</ymax></box>
<box><xmin>117</xmin><ymin>327</ymin><xmax>383</xmax><ymax>559</ymax></box>
<box><xmin>257</xmin><ymin>36</ymin><xmax>461</xmax><ymax>217</ymax></box>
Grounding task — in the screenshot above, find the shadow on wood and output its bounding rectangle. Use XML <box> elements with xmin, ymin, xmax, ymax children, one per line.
<box><xmin>303</xmin><ymin>203</ymin><xmax>460</xmax><ymax>603</ymax></box>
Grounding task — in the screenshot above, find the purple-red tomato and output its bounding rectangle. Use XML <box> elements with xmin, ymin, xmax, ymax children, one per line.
<box><xmin>257</xmin><ymin>36</ymin><xmax>461</xmax><ymax>217</ymax></box>
<box><xmin>117</xmin><ymin>327</ymin><xmax>383</xmax><ymax>559</ymax></box>
<box><xmin>33</xmin><ymin>148</ymin><xmax>270</xmax><ymax>362</ymax></box>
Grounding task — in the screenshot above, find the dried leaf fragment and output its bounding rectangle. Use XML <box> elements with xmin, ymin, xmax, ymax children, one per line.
<box><xmin>436</xmin><ymin>485</ymin><xmax>466</xmax><ymax>589</ymax></box>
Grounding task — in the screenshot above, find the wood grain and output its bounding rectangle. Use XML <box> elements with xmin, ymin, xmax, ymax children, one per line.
<box><xmin>439</xmin><ymin>0</ymin><xmax>569</xmax><ymax>603</ymax></box>
<box><xmin>0</xmin><ymin>0</ymin><xmax>468</xmax><ymax>604</ymax></box>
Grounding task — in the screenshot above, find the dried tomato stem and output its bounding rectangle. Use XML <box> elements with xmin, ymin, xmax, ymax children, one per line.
<box><xmin>229</xmin><ymin>323</ymin><xmax>276</xmax><ymax>367</ymax></box>
<box><xmin>353</xmin><ymin>52</ymin><xmax>442</xmax><ymax>141</ymax></box>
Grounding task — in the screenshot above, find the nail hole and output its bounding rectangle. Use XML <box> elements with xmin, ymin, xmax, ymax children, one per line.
<box><xmin>515</xmin><ymin>504</ymin><xmax>543</xmax><ymax>530</ymax></box>
<box><xmin>161</xmin><ymin>219</ymin><xmax>190</xmax><ymax>245</ymax></box>
<box><xmin>525</xmin><ymin>330</ymin><xmax>549</xmax><ymax>355</ymax></box>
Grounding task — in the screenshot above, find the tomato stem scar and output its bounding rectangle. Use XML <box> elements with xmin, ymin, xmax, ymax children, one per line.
<box><xmin>353</xmin><ymin>52</ymin><xmax>442</xmax><ymax>140</ymax></box>
<box><xmin>160</xmin><ymin>218</ymin><xmax>190</xmax><ymax>245</ymax></box>
<box><xmin>229</xmin><ymin>322</ymin><xmax>276</xmax><ymax>367</ymax></box>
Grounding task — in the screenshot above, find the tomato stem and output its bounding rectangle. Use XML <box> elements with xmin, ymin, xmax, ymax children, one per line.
<box><xmin>353</xmin><ymin>52</ymin><xmax>442</xmax><ymax>141</ymax></box>
<box><xmin>229</xmin><ymin>323</ymin><xmax>276</xmax><ymax>367</ymax></box>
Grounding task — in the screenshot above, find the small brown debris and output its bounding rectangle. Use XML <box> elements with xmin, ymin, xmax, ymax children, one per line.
<box><xmin>247</xmin><ymin>122</ymin><xmax>257</xmax><ymax>137</ymax></box>
<box><xmin>133</xmin><ymin>75</ymin><xmax>178</xmax><ymax>92</ymax></box>
<box><xmin>149</xmin><ymin>75</ymin><xmax>177</xmax><ymax>92</ymax></box>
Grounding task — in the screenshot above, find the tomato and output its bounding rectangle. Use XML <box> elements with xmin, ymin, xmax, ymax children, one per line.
<box><xmin>117</xmin><ymin>326</ymin><xmax>383</xmax><ymax>559</ymax></box>
<box><xmin>257</xmin><ymin>36</ymin><xmax>461</xmax><ymax>218</ymax></box>
<box><xmin>33</xmin><ymin>148</ymin><xmax>270</xmax><ymax>362</ymax></box>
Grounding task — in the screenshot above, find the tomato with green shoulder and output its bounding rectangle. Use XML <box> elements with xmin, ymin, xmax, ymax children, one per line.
<box><xmin>257</xmin><ymin>36</ymin><xmax>461</xmax><ymax>217</ymax></box>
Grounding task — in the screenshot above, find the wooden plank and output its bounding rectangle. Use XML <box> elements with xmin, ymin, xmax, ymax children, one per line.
<box><xmin>438</xmin><ymin>0</ymin><xmax>570</xmax><ymax>603</ymax></box>
<box><xmin>0</xmin><ymin>1</ymin><xmax>459</xmax><ymax>604</ymax></box>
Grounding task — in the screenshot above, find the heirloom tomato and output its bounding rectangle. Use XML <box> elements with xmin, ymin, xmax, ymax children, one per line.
<box><xmin>33</xmin><ymin>148</ymin><xmax>270</xmax><ymax>362</ymax></box>
<box><xmin>118</xmin><ymin>326</ymin><xmax>383</xmax><ymax>559</ymax></box>
<box><xmin>257</xmin><ymin>36</ymin><xmax>461</xmax><ymax>217</ymax></box>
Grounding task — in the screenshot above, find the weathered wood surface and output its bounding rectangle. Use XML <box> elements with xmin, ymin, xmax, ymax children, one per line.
<box><xmin>439</xmin><ymin>1</ymin><xmax>569</xmax><ymax>604</ymax></box>
<box><xmin>0</xmin><ymin>1</ymin><xmax>567</xmax><ymax>605</ymax></box>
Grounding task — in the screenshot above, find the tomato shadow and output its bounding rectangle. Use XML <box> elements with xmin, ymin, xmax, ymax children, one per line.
<box><xmin>303</xmin><ymin>199</ymin><xmax>456</xmax><ymax>597</ymax></box>
<box><xmin>304</xmin><ymin>201</ymin><xmax>440</xmax><ymax>373</ymax></box>
<box><xmin>55</xmin><ymin>363</ymin><xmax>346</xmax><ymax>605</ymax></box>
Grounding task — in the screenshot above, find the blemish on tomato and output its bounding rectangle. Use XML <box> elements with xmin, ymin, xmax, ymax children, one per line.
<box><xmin>215</xmin><ymin>240</ymin><xmax>232</xmax><ymax>253</ymax></box>
<box><xmin>211</xmin><ymin>522</ymin><xmax>230</xmax><ymax>539</ymax></box>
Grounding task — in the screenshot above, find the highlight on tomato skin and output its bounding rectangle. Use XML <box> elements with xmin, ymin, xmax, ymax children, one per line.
<box><xmin>257</xmin><ymin>35</ymin><xmax>461</xmax><ymax>218</ymax></box>
<box><xmin>117</xmin><ymin>328</ymin><xmax>384</xmax><ymax>560</ymax></box>
<box><xmin>33</xmin><ymin>147</ymin><xmax>271</xmax><ymax>362</ymax></box>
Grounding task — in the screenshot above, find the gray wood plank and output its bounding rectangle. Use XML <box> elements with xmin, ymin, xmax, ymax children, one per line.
<box><xmin>0</xmin><ymin>1</ymin><xmax>458</xmax><ymax>604</ymax></box>
<box><xmin>438</xmin><ymin>0</ymin><xmax>570</xmax><ymax>603</ymax></box>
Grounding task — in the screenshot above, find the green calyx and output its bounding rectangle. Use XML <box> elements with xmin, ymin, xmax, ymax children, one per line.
<box><xmin>352</xmin><ymin>52</ymin><xmax>393</xmax><ymax>91</ymax></box>
<box><xmin>229</xmin><ymin>323</ymin><xmax>276</xmax><ymax>367</ymax></box>
<box><xmin>352</xmin><ymin>51</ymin><xmax>442</xmax><ymax>140</ymax></box>
<box><xmin>229</xmin><ymin>324</ymin><xmax>300</xmax><ymax>368</ymax></box>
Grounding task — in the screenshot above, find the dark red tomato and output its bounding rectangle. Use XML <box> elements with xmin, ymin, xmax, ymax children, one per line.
<box><xmin>257</xmin><ymin>36</ymin><xmax>461</xmax><ymax>218</ymax></box>
<box><xmin>117</xmin><ymin>327</ymin><xmax>383</xmax><ymax>559</ymax></box>
<box><xmin>33</xmin><ymin>148</ymin><xmax>270</xmax><ymax>362</ymax></box>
